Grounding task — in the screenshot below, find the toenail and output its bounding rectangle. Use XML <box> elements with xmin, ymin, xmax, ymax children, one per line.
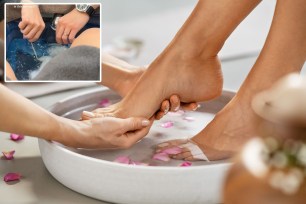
<box><xmin>164</xmin><ymin>106</ymin><xmax>169</xmax><ymax>115</ymax></box>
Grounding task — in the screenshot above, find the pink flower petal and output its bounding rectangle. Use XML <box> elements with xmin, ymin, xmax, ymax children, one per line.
<box><xmin>2</xmin><ymin>150</ymin><xmax>15</xmax><ymax>160</ymax></box>
<box><xmin>99</xmin><ymin>99</ymin><xmax>112</xmax><ymax>107</ymax></box>
<box><xmin>183</xmin><ymin>116</ymin><xmax>195</xmax><ymax>122</ymax></box>
<box><xmin>168</xmin><ymin>110</ymin><xmax>185</xmax><ymax>117</ymax></box>
<box><xmin>10</xmin><ymin>134</ymin><xmax>24</xmax><ymax>141</ymax></box>
<box><xmin>152</xmin><ymin>152</ymin><xmax>170</xmax><ymax>162</ymax></box>
<box><xmin>162</xmin><ymin>147</ymin><xmax>182</xmax><ymax>155</ymax></box>
<box><xmin>3</xmin><ymin>173</ymin><xmax>21</xmax><ymax>182</ymax></box>
<box><xmin>180</xmin><ymin>161</ymin><xmax>192</xmax><ymax>167</ymax></box>
<box><xmin>114</xmin><ymin>156</ymin><xmax>130</xmax><ymax>164</ymax></box>
<box><xmin>161</xmin><ymin>121</ymin><xmax>174</xmax><ymax>128</ymax></box>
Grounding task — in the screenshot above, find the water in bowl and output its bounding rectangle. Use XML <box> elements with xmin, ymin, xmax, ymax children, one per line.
<box><xmin>7</xmin><ymin>38</ymin><xmax>69</xmax><ymax>80</ymax></box>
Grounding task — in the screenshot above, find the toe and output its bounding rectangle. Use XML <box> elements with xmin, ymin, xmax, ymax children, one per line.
<box><xmin>172</xmin><ymin>152</ymin><xmax>192</xmax><ymax>160</ymax></box>
<box><xmin>181</xmin><ymin>102</ymin><xmax>198</xmax><ymax>111</ymax></box>
<box><xmin>184</xmin><ymin>156</ymin><xmax>197</xmax><ymax>161</ymax></box>
<box><xmin>155</xmin><ymin>111</ymin><xmax>165</xmax><ymax>120</ymax></box>
<box><xmin>156</xmin><ymin>139</ymin><xmax>188</xmax><ymax>149</ymax></box>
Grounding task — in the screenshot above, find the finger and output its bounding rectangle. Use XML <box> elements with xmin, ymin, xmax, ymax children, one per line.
<box><xmin>29</xmin><ymin>26</ymin><xmax>44</xmax><ymax>42</ymax></box>
<box><xmin>121</xmin><ymin>121</ymin><xmax>153</xmax><ymax>149</ymax></box>
<box><xmin>81</xmin><ymin>111</ymin><xmax>113</xmax><ymax>120</ymax></box>
<box><xmin>81</xmin><ymin>111</ymin><xmax>95</xmax><ymax>120</ymax></box>
<box><xmin>62</xmin><ymin>28</ymin><xmax>71</xmax><ymax>44</ymax></box>
<box><xmin>119</xmin><ymin>117</ymin><xmax>150</xmax><ymax>133</ymax></box>
<box><xmin>24</xmin><ymin>25</ymin><xmax>39</xmax><ymax>40</ymax></box>
<box><xmin>18</xmin><ymin>21</ymin><xmax>27</xmax><ymax>30</ymax></box>
<box><xmin>181</xmin><ymin>102</ymin><xmax>199</xmax><ymax>111</ymax></box>
<box><xmin>21</xmin><ymin>24</ymin><xmax>33</xmax><ymax>36</ymax></box>
<box><xmin>56</xmin><ymin>24</ymin><xmax>64</xmax><ymax>44</ymax></box>
<box><xmin>155</xmin><ymin>111</ymin><xmax>165</xmax><ymax>120</ymax></box>
<box><xmin>160</xmin><ymin>100</ymin><xmax>170</xmax><ymax>114</ymax></box>
<box><xmin>169</xmin><ymin>95</ymin><xmax>180</xmax><ymax>112</ymax></box>
<box><xmin>68</xmin><ymin>29</ymin><xmax>78</xmax><ymax>44</ymax></box>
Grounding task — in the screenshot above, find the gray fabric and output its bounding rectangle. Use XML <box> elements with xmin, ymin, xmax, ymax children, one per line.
<box><xmin>34</xmin><ymin>45</ymin><xmax>100</xmax><ymax>81</ymax></box>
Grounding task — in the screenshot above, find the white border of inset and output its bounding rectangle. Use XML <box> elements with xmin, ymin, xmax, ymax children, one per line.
<box><xmin>4</xmin><ymin>2</ymin><xmax>102</xmax><ymax>83</ymax></box>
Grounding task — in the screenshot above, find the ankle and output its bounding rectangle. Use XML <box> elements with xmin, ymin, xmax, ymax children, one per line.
<box><xmin>114</xmin><ymin>68</ymin><xmax>145</xmax><ymax>97</ymax></box>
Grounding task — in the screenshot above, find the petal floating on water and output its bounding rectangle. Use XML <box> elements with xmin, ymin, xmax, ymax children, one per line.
<box><xmin>99</xmin><ymin>99</ymin><xmax>112</xmax><ymax>107</ymax></box>
<box><xmin>152</xmin><ymin>152</ymin><xmax>170</xmax><ymax>162</ymax></box>
<box><xmin>161</xmin><ymin>121</ymin><xmax>174</xmax><ymax>128</ymax></box>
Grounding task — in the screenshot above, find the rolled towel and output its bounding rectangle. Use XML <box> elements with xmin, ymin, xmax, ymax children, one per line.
<box><xmin>34</xmin><ymin>45</ymin><xmax>100</xmax><ymax>81</ymax></box>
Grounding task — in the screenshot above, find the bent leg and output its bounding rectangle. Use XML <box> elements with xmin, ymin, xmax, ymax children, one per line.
<box><xmin>156</xmin><ymin>0</ymin><xmax>306</xmax><ymax>161</ymax></box>
<box><xmin>71</xmin><ymin>28</ymin><xmax>100</xmax><ymax>48</ymax></box>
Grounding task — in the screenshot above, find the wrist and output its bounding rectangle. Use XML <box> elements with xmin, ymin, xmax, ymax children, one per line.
<box><xmin>45</xmin><ymin>115</ymin><xmax>83</xmax><ymax>147</ymax></box>
<box><xmin>73</xmin><ymin>8</ymin><xmax>90</xmax><ymax>18</ymax></box>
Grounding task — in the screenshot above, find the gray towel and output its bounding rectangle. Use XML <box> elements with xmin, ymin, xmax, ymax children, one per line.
<box><xmin>34</xmin><ymin>45</ymin><xmax>100</xmax><ymax>81</ymax></box>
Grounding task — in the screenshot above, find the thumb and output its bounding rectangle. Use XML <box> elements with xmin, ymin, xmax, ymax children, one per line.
<box><xmin>120</xmin><ymin>117</ymin><xmax>150</xmax><ymax>132</ymax></box>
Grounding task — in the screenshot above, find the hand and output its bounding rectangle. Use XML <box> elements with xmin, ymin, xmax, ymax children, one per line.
<box><xmin>19</xmin><ymin>5</ymin><xmax>45</xmax><ymax>42</ymax></box>
<box><xmin>155</xmin><ymin>95</ymin><xmax>198</xmax><ymax>120</ymax></box>
<box><xmin>56</xmin><ymin>9</ymin><xmax>90</xmax><ymax>44</ymax></box>
<box><xmin>59</xmin><ymin>116</ymin><xmax>153</xmax><ymax>149</ymax></box>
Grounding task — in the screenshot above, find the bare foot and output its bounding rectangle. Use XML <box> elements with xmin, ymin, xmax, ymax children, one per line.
<box><xmin>110</xmin><ymin>68</ymin><xmax>145</xmax><ymax>97</ymax></box>
<box><xmin>155</xmin><ymin>93</ymin><xmax>262</xmax><ymax>161</ymax></box>
<box><xmin>94</xmin><ymin>53</ymin><xmax>223</xmax><ymax>119</ymax></box>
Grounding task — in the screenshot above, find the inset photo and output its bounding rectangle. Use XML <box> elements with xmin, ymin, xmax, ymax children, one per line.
<box><xmin>5</xmin><ymin>3</ymin><xmax>101</xmax><ymax>82</ymax></box>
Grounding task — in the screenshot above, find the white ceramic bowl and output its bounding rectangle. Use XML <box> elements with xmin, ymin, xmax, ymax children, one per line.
<box><xmin>39</xmin><ymin>88</ymin><xmax>235</xmax><ymax>204</ymax></box>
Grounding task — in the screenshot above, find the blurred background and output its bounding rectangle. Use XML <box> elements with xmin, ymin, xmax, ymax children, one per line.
<box><xmin>9</xmin><ymin>0</ymin><xmax>305</xmax><ymax>98</ymax></box>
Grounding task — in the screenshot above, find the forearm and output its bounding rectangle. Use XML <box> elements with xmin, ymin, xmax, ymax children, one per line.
<box><xmin>0</xmin><ymin>84</ymin><xmax>69</xmax><ymax>142</ymax></box>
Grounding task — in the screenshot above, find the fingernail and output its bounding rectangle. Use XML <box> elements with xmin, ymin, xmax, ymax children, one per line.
<box><xmin>156</xmin><ymin>149</ymin><xmax>161</xmax><ymax>153</ymax></box>
<box><xmin>174</xmin><ymin>106</ymin><xmax>180</xmax><ymax>112</ymax></box>
<box><xmin>142</xmin><ymin>120</ymin><xmax>150</xmax><ymax>126</ymax></box>
<box><xmin>164</xmin><ymin>106</ymin><xmax>169</xmax><ymax>115</ymax></box>
<box><xmin>82</xmin><ymin>111</ymin><xmax>95</xmax><ymax>118</ymax></box>
<box><xmin>193</xmin><ymin>104</ymin><xmax>201</xmax><ymax>111</ymax></box>
<box><xmin>157</xmin><ymin>143</ymin><xmax>169</xmax><ymax>148</ymax></box>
